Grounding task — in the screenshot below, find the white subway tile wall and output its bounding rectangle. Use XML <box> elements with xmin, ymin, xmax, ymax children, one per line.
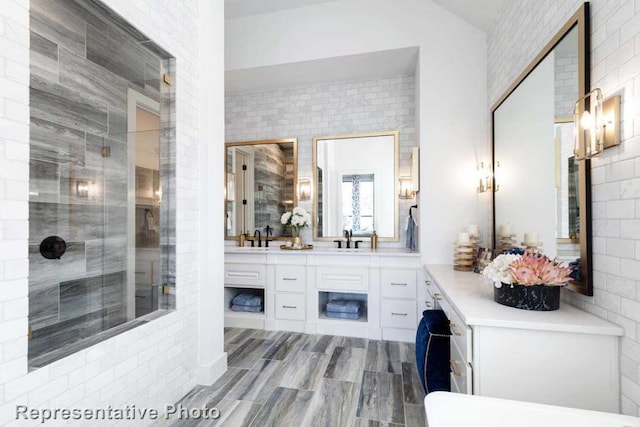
<box><xmin>489</xmin><ymin>0</ymin><xmax>640</xmax><ymax>416</ymax></box>
<box><xmin>225</xmin><ymin>76</ymin><xmax>417</xmax><ymax>247</ymax></box>
<box><xmin>0</xmin><ymin>0</ymin><xmax>210</xmax><ymax>425</ymax></box>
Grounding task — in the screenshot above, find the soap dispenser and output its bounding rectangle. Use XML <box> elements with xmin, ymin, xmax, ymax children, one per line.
<box><xmin>371</xmin><ymin>230</ymin><xmax>378</xmax><ymax>250</ymax></box>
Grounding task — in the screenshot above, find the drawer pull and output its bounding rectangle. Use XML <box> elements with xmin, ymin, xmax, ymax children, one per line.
<box><xmin>450</xmin><ymin>323</ymin><xmax>462</xmax><ymax>336</ymax></box>
<box><xmin>425</xmin><ymin>301</ymin><xmax>432</xmax><ymax>308</ymax></box>
<box><xmin>390</xmin><ymin>282</ymin><xmax>407</xmax><ymax>286</ymax></box>
<box><xmin>450</xmin><ymin>359</ymin><xmax>463</xmax><ymax>377</ymax></box>
<box><xmin>425</xmin><ymin>280</ymin><xmax>432</xmax><ymax>286</ymax></box>
<box><xmin>227</xmin><ymin>271</ymin><xmax>259</xmax><ymax>279</ymax></box>
<box><xmin>282</xmin><ymin>305</ymin><xmax>297</xmax><ymax>309</ymax></box>
<box><xmin>391</xmin><ymin>312</ymin><xmax>408</xmax><ymax>316</ymax></box>
<box><xmin>433</xmin><ymin>293</ymin><xmax>443</xmax><ymax>301</ymax></box>
<box><xmin>282</xmin><ymin>278</ymin><xmax>297</xmax><ymax>281</ymax></box>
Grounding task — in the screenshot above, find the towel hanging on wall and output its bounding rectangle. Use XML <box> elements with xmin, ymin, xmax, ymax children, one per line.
<box><xmin>406</xmin><ymin>205</ymin><xmax>418</xmax><ymax>251</ymax></box>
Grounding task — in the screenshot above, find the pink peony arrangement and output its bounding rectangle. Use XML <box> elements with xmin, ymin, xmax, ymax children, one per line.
<box><xmin>483</xmin><ymin>253</ymin><xmax>573</xmax><ymax>287</ymax></box>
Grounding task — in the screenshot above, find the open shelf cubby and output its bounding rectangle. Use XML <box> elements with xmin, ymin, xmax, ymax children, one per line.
<box><xmin>224</xmin><ymin>286</ymin><xmax>265</xmax><ymax>316</ymax></box>
<box><xmin>318</xmin><ymin>291</ymin><xmax>368</xmax><ymax>323</ymax></box>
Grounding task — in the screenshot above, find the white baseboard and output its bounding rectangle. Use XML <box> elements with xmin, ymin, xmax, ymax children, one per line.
<box><xmin>196</xmin><ymin>352</ymin><xmax>228</xmax><ymax>386</ymax></box>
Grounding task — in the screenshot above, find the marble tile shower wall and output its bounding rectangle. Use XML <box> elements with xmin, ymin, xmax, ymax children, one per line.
<box><xmin>253</xmin><ymin>144</ymin><xmax>287</xmax><ymax>236</ymax></box>
<box><xmin>488</xmin><ymin>0</ymin><xmax>640</xmax><ymax>416</ymax></box>
<box><xmin>27</xmin><ymin>0</ymin><xmax>174</xmax><ymax>362</ymax></box>
<box><xmin>0</xmin><ymin>0</ymin><xmax>206</xmax><ymax>423</ymax></box>
<box><xmin>225</xmin><ymin>76</ymin><xmax>417</xmax><ymax>247</ymax></box>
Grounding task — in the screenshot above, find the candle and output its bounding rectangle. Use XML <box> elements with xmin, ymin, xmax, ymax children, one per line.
<box><xmin>524</xmin><ymin>232</ymin><xmax>539</xmax><ymax>245</ymax></box>
<box><xmin>467</xmin><ymin>224</ymin><xmax>479</xmax><ymax>236</ymax></box>
<box><xmin>458</xmin><ymin>232</ymin><xmax>470</xmax><ymax>244</ymax></box>
<box><xmin>500</xmin><ymin>223</ymin><xmax>511</xmax><ymax>236</ymax></box>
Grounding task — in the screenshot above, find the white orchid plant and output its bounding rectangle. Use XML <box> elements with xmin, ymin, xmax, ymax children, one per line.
<box><xmin>280</xmin><ymin>207</ymin><xmax>311</xmax><ymax>237</ymax></box>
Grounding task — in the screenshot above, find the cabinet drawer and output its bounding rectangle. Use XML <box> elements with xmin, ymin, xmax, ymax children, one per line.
<box><xmin>450</xmin><ymin>339</ymin><xmax>472</xmax><ymax>394</ymax></box>
<box><xmin>381</xmin><ymin>269</ymin><xmax>417</xmax><ymax>299</ymax></box>
<box><xmin>275</xmin><ymin>265</ymin><xmax>306</xmax><ymax>292</ymax></box>
<box><xmin>316</xmin><ymin>266</ymin><xmax>368</xmax><ymax>291</ymax></box>
<box><xmin>224</xmin><ymin>264</ymin><xmax>266</xmax><ymax>286</ymax></box>
<box><xmin>448</xmin><ymin>305</ymin><xmax>472</xmax><ymax>365</ymax></box>
<box><xmin>381</xmin><ymin>299</ymin><xmax>417</xmax><ymax>328</ymax></box>
<box><xmin>275</xmin><ymin>293</ymin><xmax>305</xmax><ymax>321</ymax></box>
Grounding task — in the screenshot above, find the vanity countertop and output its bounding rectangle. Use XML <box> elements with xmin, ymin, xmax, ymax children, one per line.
<box><xmin>225</xmin><ymin>245</ymin><xmax>419</xmax><ymax>257</ymax></box>
<box><xmin>425</xmin><ymin>264</ymin><xmax>623</xmax><ymax>336</ymax></box>
<box><xmin>424</xmin><ymin>392</ymin><xmax>640</xmax><ymax>427</ymax></box>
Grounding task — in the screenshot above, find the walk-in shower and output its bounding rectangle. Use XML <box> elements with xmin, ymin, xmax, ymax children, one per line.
<box><xmin>28</xmin><ymin>0</ymin><xmax>176</xmax><ymax>367</ymax></box>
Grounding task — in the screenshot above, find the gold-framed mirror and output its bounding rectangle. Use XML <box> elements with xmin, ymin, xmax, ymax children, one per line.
<box><xmin>225</xmin><ymin>138</ymin><xmax>298</xmax><ymax>240</ymax></box>
<box><xmin>491</xmin><ymin>3</ymin><xmax>592</xmax><ymax>295</ymax></box>
<box><xmin>312</xmin><ymin>131</ymin><xmax>399</xmax><ymax>242</ymax></box>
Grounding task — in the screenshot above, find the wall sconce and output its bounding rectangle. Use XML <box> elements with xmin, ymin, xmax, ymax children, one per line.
<box><xmin>494</xmin><ymin>161</ymin><xmax>501</xmax><ymax>192</ymax></box>
<box><xmin>76</xmin><ymin>181</ymin><xmax>89</xmax><ymax>198</ymax></box>
<box><xmin>476</xmin><ymin>161</ymin><xmax>492</xmax><ymax>193</ymax></box>
<box><xmin>573</xmin><ymin>88</ymin><xmax>621</xmax><ymax>160</ymax></box>
<box><xmin>298</xmin><ymin>179</ymin><xmax>311</xmax><ymax>201</ymax></box>
<box><xmin>399</xmin><ymin>176</ymin><xmax>414</xmax><ymax>199</ymax></box>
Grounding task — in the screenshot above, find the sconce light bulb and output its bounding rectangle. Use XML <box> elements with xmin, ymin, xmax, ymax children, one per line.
<box><xmin>581</xmin><ymin>110</ymin><xmax>592</xmax><ymax>130</ymax></box>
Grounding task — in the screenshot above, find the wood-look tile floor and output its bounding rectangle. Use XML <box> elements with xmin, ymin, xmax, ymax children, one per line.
<box><xmin>163</xmin><ymin>328</ymin><xmax>426</xmax><ymax>427</ymax></box>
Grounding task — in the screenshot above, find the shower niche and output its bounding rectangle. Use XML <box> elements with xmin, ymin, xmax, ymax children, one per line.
<box><xmin>28</xmin><ymin>0</ymin><xmax>176</xmax><ymax>367</ymax></box>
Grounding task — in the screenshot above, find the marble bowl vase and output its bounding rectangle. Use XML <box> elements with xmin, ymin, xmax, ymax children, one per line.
<box><xmin>494</xmin><ymin>283</ymin><xmax>561</xmax><ymax>311</ymax></box>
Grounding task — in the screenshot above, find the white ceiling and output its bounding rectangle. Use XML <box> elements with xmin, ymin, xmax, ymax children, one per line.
<box><xmin>226</xmin><ymin>47</ymin><xmax>419</xmax><ymax>94</ymax></box>
<box><xmin>225</xmin><ymin>0</ymin><xmax>506</xmax><ymax>33</ymax></box>
<box><xmin>431</xmin><ymin>0</ymin><xmax>506</xmax><ymax>33</ymax></box>
<box><xmin>223</xmin><ymin>0</ymin><xmax>505</xmax><ymax>93</ymax></box>
<box><xmin>225</xmin><ymin>0</ymin><xmax>337</xmax><ymax>19</ymax></box>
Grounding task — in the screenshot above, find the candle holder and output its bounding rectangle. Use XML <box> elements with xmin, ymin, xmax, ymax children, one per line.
<box><xmin>453</xmin><ymin>241</ymin><xmax>475</xmax><ymax>271</ymax></box>
<box><xmin>497</xmin><ymin>233</ymin><xmax>516</xmax><ymax>254</ymax></box>
<box><xmin>521</xmin><ymin>241</ymin><xmax>543</xmax><ymax>254</ymax></box>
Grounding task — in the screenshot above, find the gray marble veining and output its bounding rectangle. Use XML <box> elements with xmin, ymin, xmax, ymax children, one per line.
<box><xmin>30</xmin><ymin>116</ymin><xmax>86</xmax><ymax>166</ymax></box>
<box><xmin>165</xmin><ymin>328</ymin><xmax>425</xmax><ymax>427</ymax></box>
<box><xmin>28</xmin><ymin>0</ymin><xmax>177</xmax><ymax>368</ymax></box>
<box><xmin>208</xmin><ymin>398</ymin><xmax>262</xmax><ymax>427</ymax></box>
<box><xmin>29</xmin><ymin>284</ymin><xmax>60</xmax><ymax>329</ymax></box>
<box><xmin>29</xmin><ymin>308</ymin><xmax>106</xmax><ymax>360</ymax></box>
<box><xmin>357</xmin><ymin>371</ymin><xmax>405</xmax><ymax>424</ymax></box>
<box><xmin>85</xmin><ymin>20</ymin><xmax>151</xmax><ymax>89</ymax></box>
<box><xmin>30</xmin><ymin>159</ymin><xmax>59</xmax><ymax>203</ymax></box>
<box><xmin>58</xmin><ymin>271</ymin><xmax>125</xmax><ymax>322</ymax></box>
<box><xmin>364</xmin><ymin>341</ymin><xmax>403</xmax><ymax>374</ymax></box>
<box><xmin>59</xmin><ymin>46</ymin><xmax>128</xmax><ymax>109</ymax></box>
<box><xmin>227</xmin><ymin>338</ymin><xmax>275</xmax><ymax>369</ymax></box>
<box><xmin>248</xmin><ymin>387</ymin><xmax>314</xmax><ymax>427</ymax></box>
<box><xmin>227</xmin><ymin>359</ymin><xmax>288</xmax><ymax>404</ymax></box>
<box><xmin>29</xmin><ymin>202</ymin><xmax>105</xmax><ymax>245</ymax></box>
<box><xmin>31</xmin><ymin>75</ymin><xmax>109</xmax><ymax>137</ymax></box>
<box><xmin>107</xmin><ymin>107</ymin><xmax>127</xmax><ymax>142</ymax></box>
<box><xmin>30</xmin><ymin>0</ymin><xmax>87</xmax><ymax>57</ymax></box>
<box><xmin>324</xmin><ymin>346</ymin><xmax>367</xmax><ymax>383</ymax></box>
<box><xmin>261</xmin><ymin>332</ymin><xmax>305</xmax><ymax>361</ymax></box>
<box><xmin>301</xmin><ymin>379</ymin><xmax>359</xmax><ymax>427</ymax></box>
<box><xmin>85</xmin><ymin>237</ymin><xmax>127</xmax><ymax>276</ymax></box>
<box><xmin>278</xmin><ymin>351</ymin><xmax>330</xmax><ymax>391</ymax></box>
<box><xmin>403</xmin><ymin>403</ymin><xmax>427</xmax><ymax>427</ymax></box>
<box><xmin>29</xmin><ymin>241</ymin><xmax>86</xmax><ymax>290</ymax></box>
<box><xmin>401</xmin><ymin>362</ymin><xmax>425</xmax><ymax>405</ymax></box>
<box><xmin>29</xmin><ymin>31</ymin><xmax>59</xmax><ymax>83</ymax></box>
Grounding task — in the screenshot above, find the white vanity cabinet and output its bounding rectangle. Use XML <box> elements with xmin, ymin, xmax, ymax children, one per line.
<box><xmin>224</xmin><ymin>248</ymin><xmax>420</xmax><ymax>342</ymax></box>
<box><xmin>379</xmin><ymin>257</ymin><xmax>421</xmax><ymax>342</ymax></box>
<box><xmin>273</xmin><ymin>259</ymin><xmax>307</xmax><ymax>332</ymax></box>
<box><xmin>224</xmin><ymin>254</ymin><xmax>268</xmax><ymax>329</ymax></box>
<box><xmin>425</xmin><ymin>264</ymin><xmax>623</xmax><ymax>413</ymax></box>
